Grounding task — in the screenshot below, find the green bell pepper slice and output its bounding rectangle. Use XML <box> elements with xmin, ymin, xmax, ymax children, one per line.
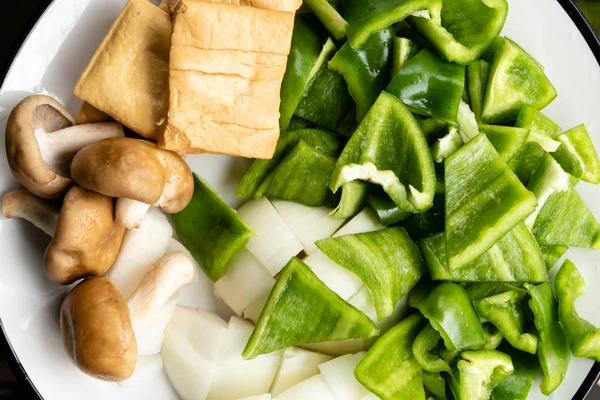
<box><xmin>445</xmin><ymin>134</ymin><xmax>537</xmax><ymax>270</ymax></box>
<box><xmin>243</xmin><ymin>257</ymin><xmax>379</xmax><ymax>359</ymax></box>
<box><xmin>302</xmin><ymin>0</ymin><xmax>347</xmax><ymax>41</ymax></box>
<box><xmin>367</xmin><ymin>188</ymin><xmax>412</xmax><ymax>226</ymax></box>
<box><xmin>329</xmin><ymin>27</ymin><xmax>394</xmax><ymax>120</ymax></box>
<box><xmin>316</xmin><ymin>226</ymin><xmax>424</xmax><ymax>320</ymax></box>
<box><xmin>482</xmin><ymin>323</ymin><xmax>504</xmax><ymax>350</ymax></box>
<box><xmin>509</xmin><ymin>105</ymin><xmax>562</xmax><ymax>185</ymax></box>
<box><xmin>402</xmin><ymin>194</ymin><xmax>445</xmax><ymax>241</ymax></box>
<box><xmin>478</xmin><ymin>124</ymin><xmax>530</xmax><ymax>163</ymax></box>
<box><xmin>467</xmin><ymin>60</ymin><xmax>489</xmax><ymax>120</ymax></box>
<box><xmin>418</xmin><ymin>117</ymin><xmax>448</xmax><ymax>145</ymax></box>
<box><xmin>410</xmin><ymin>282</ymin><xmax>485</xmax><ymax>351</ymax></box>
<box><xmin>552</xmin><ymin>124</ymin><xmax>600</xmax><ymax>184</ymax></box>
<box><xmin>468</xmin><ymin>282</ymin><xmax>528</xmax><ymax>302</ymax></box>
<box><xmin>481</xmin><ymin>38</ymin><xmax>557</xmax><ymax>124</ymax></box>
<box><xmin>421</xmin><ymin>224</ymin><xmax>548</xmax><ymax>283</ymax></box>
<box><xmin>555</xmin><ymin>259</ymin><xmax>600</xmax><ymax>361</ymax></box>
<box><xmin>473</xmin><ymin>290</ymin><xmax>538</xmax><ymax>354</ymax></box>
<box><xmin>330</xmin><ymin>92</ymin><xmax>436</xmax><ymax>214</ymax></box>
<box><xmin>412</xmin><ymin>323</ymin><xmax>452</xmax><ymax>373</ymax></box>
<box><xmin>173</xmin><ymin>174</ymin><xmax>254</xmax><ymax>282</ymax></box>
<box><xmin>391</xmin><ymin>37</ymin><xmax>420</xmax><ymax>78</ymax></box>
<box><xmin>539</xmin><ymin>244</ymin><xmax>569</xmax><ymax>270</ymax></box>
<box><xmin>422</xmin><ymin>371</ymin><xmax>447</xmax><ymax>400</ymax></box>
<box><xmin>286</xmin><ymin>116</ymin><xmax>316</xmax><ymax>131</ymax></box>
<box><xmin>450</xmin><ymin>350</ymin><xmax>514</xmax><ymax>400</ymax></box>
<box><xmin>255</xmin><ymin>140</ymin><xmax>338</xmax><ymax>207</ymax></box>
<box><xmin>491</xmin><ymin>344</ymin><xmax>539</xmax><ymax>400</ymax></box>
<box><xmin>237</xmin><ymin>128</ymin><xmax>343</xmax><ymax>199</ymax></box>
<box><xmin>524</xmin><ymin>282</ymin><xmax>570</xmax><ymax>395</ymax></box>
<box><xmin>344</xmin><ymin>0</ymin><xmax>442</xmax><ymax>49</ymax></box>
<box><xmin>431</xmin><ymin>127</ymin><xmax>463</xmax><ymax>163</ymax></box>
<box><xmin>387</xmin><ymin>48</ymin><xmax>466</xmax><ymax>124</ymax></box>
<box><xmin>355</xmin><ymin>313</ymin><xmax>427</xmax><ymax>400</ymax></box>
<box><xmin>408</xmin><ymin>0</ymin><xmax>508</xmax><ymax>65</ymax></box>
<box><xmin>330</xmin><ymin>181</ymin><xmax>367</xmax><ymax>219</ymax></box>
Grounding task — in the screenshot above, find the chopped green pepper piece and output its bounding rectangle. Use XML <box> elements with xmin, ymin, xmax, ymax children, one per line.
<box><xmin>344</xmin><ymin>0</ymin><xmax>441</xmax><ymax>49</ymax></box>
<box><xmin>391</xmin><ymin>37</ymin><xmax>420</xmax><ymax>78</ymax></box>
<box><xmin>173</xmin><ymin>174</ymin><xmax>254</xmax><ymax>282</ymax></box>
<box><xmin>555</xmin><ymin>259</ymin><xmax>600</xmax><ymax>361</ymax></box>
<box><xmin>368</xmin><ymin>188</ymin><xmax>412</xmax><ymax>226</ymax></box>
<box><xmin>387</xmin><ymin>48</ymin><xmax>466</xmax><ymax>124</ymax></box>
<box><xmin>431</xmin><ymin>127</ymin><xmax>463</xmax><ymax>163</ymax></box>
<box><xmin>418</xmin><ymin>117</ymin><xmax>448</xmax><ymax>145</ymax></box>
<box><xmin>492</xmin><ymin>344</ymin><xmax>539</xmax><ymax>400</ymax></box>
<box><xmin>482</xmin><ymin>38</ymin><xmax>557</xmax><ymax>124</ymax></box>
<box><xmin>243</xmin><ymin>257</ymin><xmax>379</xmax><ymax>359</ymax></box>
<box><xmin>286</xmin><ymin>116</ymin><xmax>316</xmax><ymax>131</ymax></box>
<box><xmin>408</xmin><ymin>0</ymin><xmax>508</xmax><ymax>65</ymax></box>
<box><xmin>302</xmin><ymin>0</ymin><xmax>347</xmax><ymax>41</ymax></box>
<box><xmin>539</xmin><ymin>244</ymin><xmax>569</xmax><ymax>270</ymax></box>
<box><xmin>412</xmin><ymin>323</ymin><xmax>452</xmax><ymax>373</ymax></box>
<box><xmin>422</xmin><ymin>371</ymin><xmax>447</xmax><ymax>400</ymax></box>
<box><xmin>445</xmin><ymin>134</ymin><xmax>537</xmax><ymax>270</ymax></box>
<box><xmin>524</xmin><ymin>282</ymin><xmax>570</xmax><ymax>395</ymax></box>
<box><xmin>552</xmin><ymin>124</ymin><xmax>600</xmax><ymax>184</ymax></box>
<box><xmin>237</xmin><ymin>128</ymin><xmax>343</xmax><ymax>198</ymax></box>
<box><xmin>467</xmin><ymin>282</ymin><xmax>527</xmax><ymax>302</ymax></box>
<box><xmin>467</xmin><ymin>60</ymin><xmax>489</xmax><ymax>120</ymax></box>
<box><xmin>478</xmin><ymin>124</ymin><xmax>530</xmax><ymax>163</ymax></box>
<box><xmin>402</xmin><ymin>194</ymin><xmax>445</xmax><ymax>241</ymax></box>
<box><xmin>256</xmin><ymin>140</ymin><xmax>338</xmax><ymax>207</ymax></box>
<box><xmin>482</xmin><ymin>323</ymin><xmax>504</xmax><ymax>350</ymax></box>
<box><xmin>410</xmin><ymin>282</ymin><xmax>485</xmax><ymax>351</ymax></box>
<box><xmin>316</xmin><ymin>227</ymin><xmax>424</xmax><ymax>320</ymax></box>
<box><xmin>450</xmin><ymin>350</ymin><xmax>514</xmax><ymax>400</ymax></box>
<box><xmin>330</xmin><ymin>181</ymin><xmax>366</xmax><ymax>219</ymax></box>
<box><xmin>355</xmin><ymin>314</ymin><xmax>427</xmax><ymax>400</ymax></box>
<box><xmin>421</xmin><ymin>224</ymin><xmax>548</xmax><ymax>283</ymax></box>
<box><xmin>329</xmin><ymin>27</ymin><xmax>394</xmax><ymax>120</ymax></box>
<box><xmin>331</xmin><ymin>92</ymin><xmax>436</xmax><ymax>214</ymax></box>
<box><xmin>473</xmin><ymin>290</ymin><xmax>538</xmax><ymax>354</ymax></box>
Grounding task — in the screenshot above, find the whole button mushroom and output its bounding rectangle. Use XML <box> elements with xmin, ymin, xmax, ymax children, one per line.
<box><xmin>60</xmin><ymin>277</ymin><xmax>137</xmax><ymax>381</ymax></box>
<box><xmin>2</xmin><ymin>187</ymin><xmax>125</xmax><ymax>285</ymax></box>
<box><xmin>70</xmin><ymin>137</ymin><xmax>194</xmax><ymax>229</ymax></box>
<box><xmin>5</xmin><ymin>95</ymin><xmax>125</xmax><ymax>199</ymax></box>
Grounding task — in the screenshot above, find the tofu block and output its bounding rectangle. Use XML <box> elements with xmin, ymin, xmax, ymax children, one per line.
<box><xmin>76</xmin><ymin>102</ymin><xmax>113</xmax><ymax>124</ymax></box>
<box><xmin>161</xmin><ymin>1</ymin><xmax>294</xmax><ymax>158</ymax></box>
<box><xmin>74</xmin><ymin>0</ymin><xmax>171</xmax><ymax>140</ymax></box>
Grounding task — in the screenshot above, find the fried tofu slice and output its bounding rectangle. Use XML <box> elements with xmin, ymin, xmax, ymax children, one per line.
<box><xmin>161</xmin><ymin>0</ymin><xmax>302</xmax><ymax>12</ymax></box>
<box><xmin>73</xmin><ymin>0</ymin><xmax>171</xmax><ymax>140</ymax></box>
<box><xmin>161</xmin><ymin>1</ymin><xmax>295</xmax><ymax>158</ymax></box>
<box><xmin>76</xmin><ymin>102</ymin><xmax>113</xmax><ymax>125</ymax></box>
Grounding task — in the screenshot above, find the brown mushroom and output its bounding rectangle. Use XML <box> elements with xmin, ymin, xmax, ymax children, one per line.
<box><xmin>70</xmin><ymin>137</ymin><xmax>194</xmax><ymax>229</ymax></box>
<box><xmin>60</xmin><ymin>277</ymin><xmax>137</xmax><ymax>381</ymax></box>
<box><xmin>2</xmin><ymin>188</ymin><xmax>125</xmax><ymax>285</ymax></box>
<box><xmin>5</xmin><ymin>95</ymin><xmax>125</xmax><ymax>199</ymax></box>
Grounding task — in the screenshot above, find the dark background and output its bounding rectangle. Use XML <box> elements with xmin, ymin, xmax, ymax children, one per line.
<box><xmin>1</xmin><ymin>0</ymin><xmax>600</xmax><ymax>399</ymax></box>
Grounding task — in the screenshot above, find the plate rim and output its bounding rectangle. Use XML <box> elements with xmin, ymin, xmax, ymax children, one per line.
<box><xmin>1</xmin><ymin>0</ymin><xmax>600</xmax><ymax>399</ymax></box>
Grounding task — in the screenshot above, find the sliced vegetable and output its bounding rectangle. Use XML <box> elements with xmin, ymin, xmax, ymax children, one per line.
<box><xmin>467</xmin><ymin>60</ymin><xmax>489</xmax><ymax>120</ymax></box>
<box><xmin>473</xmin><ymin>290</ymin><xmax>538</xmax><ymax>354</ymax></box>
<box><xmin>329</xmin><ymin>27</ymin><xmax>394</xmax><ymax>120</ymax></box>
<box><xmin>418</xmin><ymin>117</ymin><xmax>448</xmax><ymax>144</ymax></box>
<box><xmin>421</xmin><ymin>224</ymin><xmax>548</xmax><ymax>283</ymax></box>
<box><xmin>555</xmin><ymin>259</ymin><xmax>600</xmax><ymax>361</ymax></box>
<box><xmin>478</xmin><ymin>124</ymin><xmax>530</xmax><ymax>162</ymax></box>
<box><xmin>330</xmin><ymin>181</ymin><xmax>367</xmax><ymax>220</ymax></box>
<box><xmin>331</xmin><ymin>92</ymin><xmax>436</xmax><ymax>214</ymax></box>
<box><xmin>243</xmin><ymin>258</ymin><xmax>379</xmax><ymax>359</ymax></box>
<box><xmin>302</xmin><ymin>0</ymin><xmax>347</xmax><ymax>41</ymax></box>
<box><xmin>402</xmin><ymin>194</ymin><xmax>445</xmax><ymax>240</ymax></box>
<box><xmin>273</xmin><ymin>374</ymin><xmax>335</xmax><ymax>400</ymax></box>
<box><xmin>482</xmin><ymin>38</ymin><xmax>557</xmax><ymax>123</ymax></box>
<box><xmin>367</xmin><ymin>188</ymin><xmax>412</xmax><ymax>226</ymax></box>
<box><xmin>387</xmin><ymin>48</ymin><xmax>465</xmax><ymax>124</ymax></box>
<box><xmin>456</xmin><ymin>99</ymin><xmax>480</xmax><ymax>142</ymax></box>
<box><xmin>552</xmin><ymin>124</ymin><xmax>600</xmax><ymax>184</ymax></box>
<box><xmin>317</xmin><ymin>227</ymin><xmax>424</xmax><ymax>320</ymax></box>
<box><xmin>445</xmin><ymin>134</ymin><xmax>537</xmax><ymax>270</ymax></box>
<box><xmin>422</xmin><ymin>371</ymin><xmax>447</xmax><ymax>400</ymax></box>
<box><xmin>492</xmin><ymin>344</ymin><xmax>539</xmax><ymax>400</ymax></box>
<box><xmin>173</xmin><ymin>174</ymin><xmax>254</xmax><ymax>282</ymax></box>
<box><xmin>270</xmin><ymin>348</ymin><xmax>333</xmax><ymax>396</ymax></box>
<box><xmin>481</xmin><ymin>324</ymin><xmax>504</xmax><ymax>350</ymax></box>
<box><xmin>525</xmin><ymin>282</ymin><xmax>570</xmax><ymax>395</ymax></box>
<box><xmin>344</xmin><ymin>0</ymin><xmax>441</xmax><ymax>49</ymax></box>
<box><xmin>335</xmin><ymin>207</ymin><xmax>385</xmax><ymax>236</ymax></box>
<box><xmin>431</xmin><ymin>126</ymin><xmax>463</xmax><ymax>162</ymax></box>
<box><xmin>408</xmin><ymin>0</ymin><xmax>508</xmax><ymax>64</ymax></box>
<box><xmin>539</xmin><ymin>244</ymin><xmax>569</xmax><ymax>270</ymax></box>
<box><xmin>303</xmin><ymin>250</ymin><xmax>363</xmax><ymax>301</ymax></box>
<box><xmin>391</xmin><ymin>37</ymin><xmax>420</xmax><ymax>78</ymax></box>
<box><xmin>355</xmin><ymin>314</ymin><xmax>427</xmax><ymax>400</ymax></box>
<box><xmin>450</xmin><ymin>350</ymin><xmax>514</xmax><ymax>400</ymax></box>
<box><xmin>412</xmin><ymin>323</ymin><xmax>451</xmax><ymax>373</ymax></box>
<box><xmin>410</xmin><ymin>282</ymin><xmax>485</xmax><ymax>350</ymax></box>
<box><xmin>319</xmin><ymin>353</ymin><xmax>371</xmax><ymax>400</ymax></box>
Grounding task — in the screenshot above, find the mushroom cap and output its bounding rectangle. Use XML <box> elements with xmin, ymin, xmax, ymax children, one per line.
<box><xmin>60</xmin><ymin>277</ymin><xmax>137</xmax><ymax>381</ymax></box>
<box><xmin>45</xmin><ymin>186</ymin><xmax>125</xmax><ymax>285</ymax></box>
<box><xmin>71</xmin><ymin>137</ymin><xmax>194</xmax><ymax>213</ymax></box>
<box><xmin>6</xmin><ymin>95</ymin><xmax>75</xmax><ymax>199</ymax></box>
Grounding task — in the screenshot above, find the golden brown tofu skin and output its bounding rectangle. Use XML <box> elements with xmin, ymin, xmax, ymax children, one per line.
<box><xmin>164</xmin><ymin>0</ymin><xmax>302</xmax><ymax>12</ymax></box>
<box><xmin>73</xmin><ymin>0</ymin><xmax>171</xmax><ymax>140</ymax></box>
<box><xmin>76</xmin><ymin>102</ymin><xmax>113</xmax><ymax>125</ymax></box>
<box><xmin>160</xmin><ymin>1</ymin><xmax>295</xmax><ymax>159</ymax></box>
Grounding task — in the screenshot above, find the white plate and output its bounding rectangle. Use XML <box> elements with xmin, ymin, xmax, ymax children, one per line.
<box><xmin>1</xmin><ymin>0</ymin><xmax>600</xmax><ymax>399</ymax></box>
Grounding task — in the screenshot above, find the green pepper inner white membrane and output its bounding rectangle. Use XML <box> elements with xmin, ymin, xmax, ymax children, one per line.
<box><xmin>3</xmin><ymin>0</ymin><xmax>600</xmax><ymax>399</ymax></box>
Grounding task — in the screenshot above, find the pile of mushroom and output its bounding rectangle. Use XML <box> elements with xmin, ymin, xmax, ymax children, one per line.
<box><xmin>2</xmin><ymin>95</ymin><xmax>196</xmax><ymax>381</ymax></box>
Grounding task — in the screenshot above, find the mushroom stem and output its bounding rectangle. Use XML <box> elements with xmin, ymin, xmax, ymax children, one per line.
<box><xmin>116</xmin><ymin>198</ymin><xmax>152</xmax><ymax>229</ymax></box>
<box><xmin>127</xmin><ymin>251</ymin><xmax>195</xmax><ymax>323</ymax></box>
<box><xmin>35</xmin><ymin>122</ymin><xmax>124</xmax><ymax>177</ymax></box>
<box><xmin>2</xmin><ymin>191</ymin><xmax>59</xmax><ymax>237</ymax></box>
